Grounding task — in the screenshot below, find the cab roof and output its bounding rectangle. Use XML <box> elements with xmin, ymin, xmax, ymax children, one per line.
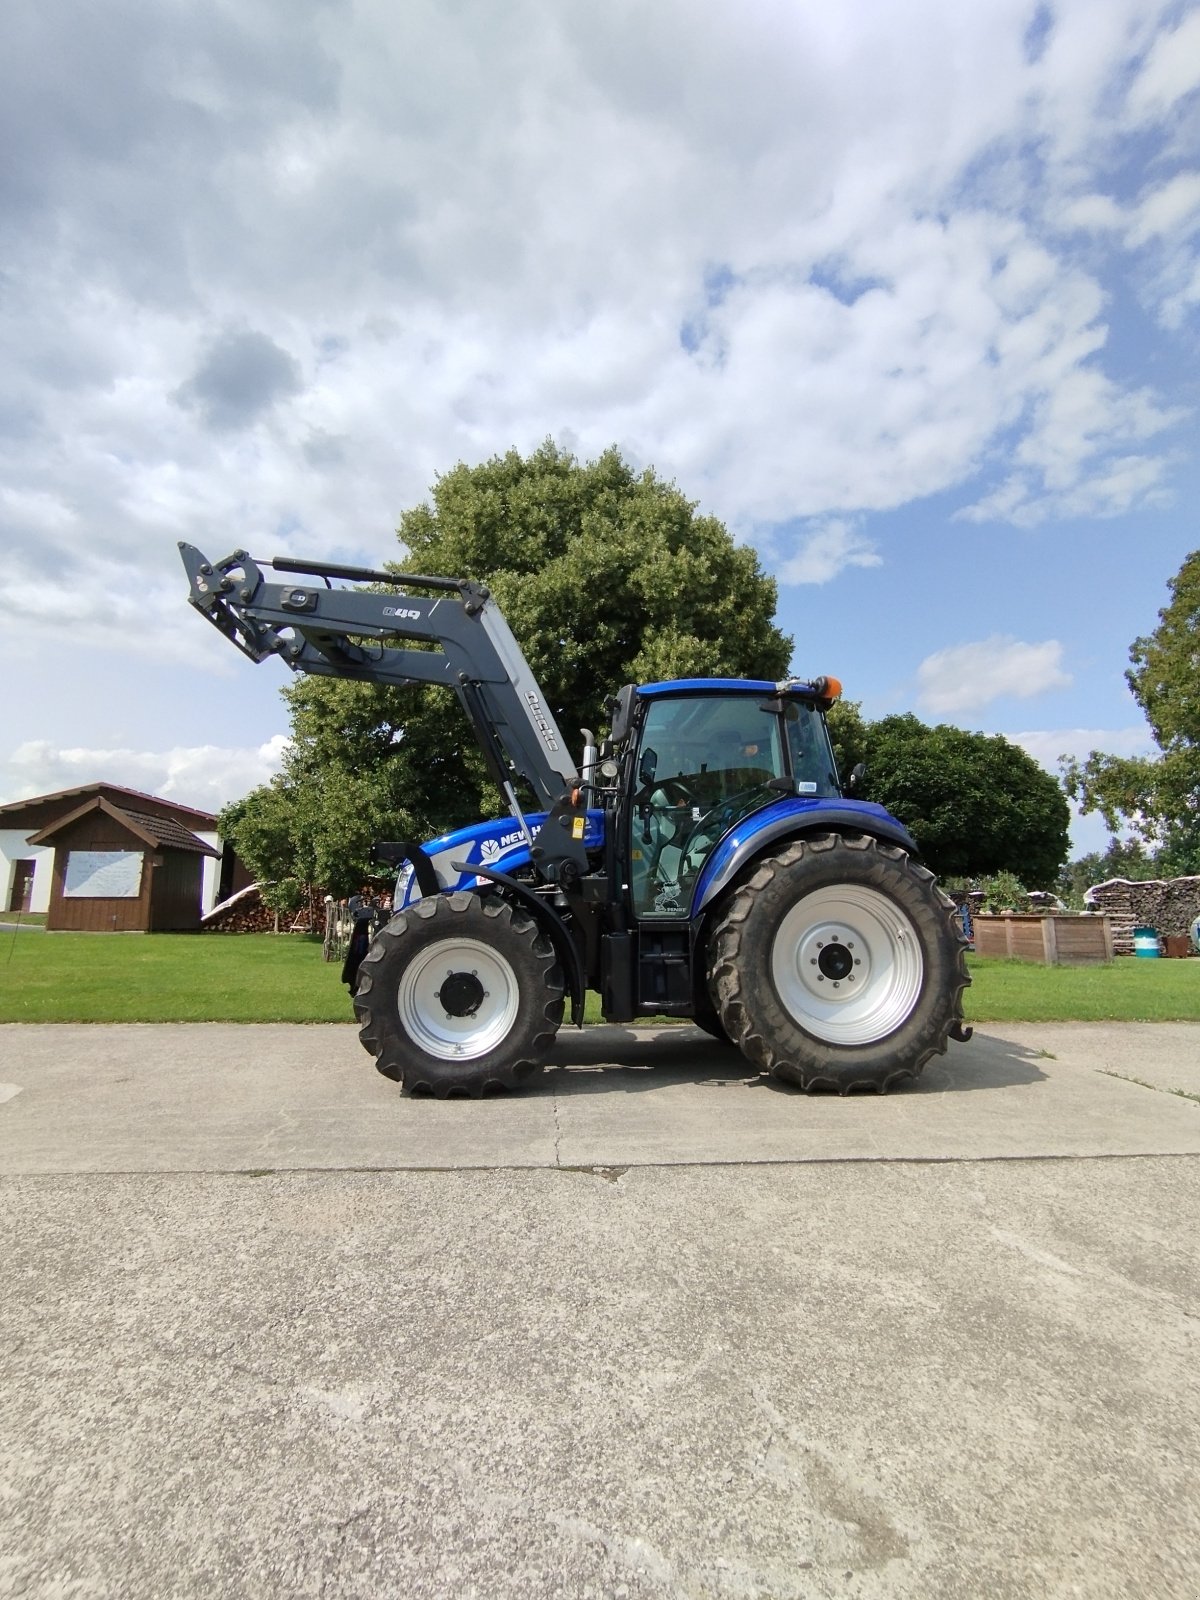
<box><xmin>637</xmin><ymin>677</ymin><xmax>822</xmax><ymax>698</ymax></box>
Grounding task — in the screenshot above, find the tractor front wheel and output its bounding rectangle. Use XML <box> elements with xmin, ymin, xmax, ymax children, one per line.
<box><xmin>708</xmin><ymin>833</ymin><xmax>968</xmax><ymax>1092</ymax></box>
<box><xmin>354</xmin><ymin>892</ymin><xmax>564</xmax><ymax>1097</ymax></box>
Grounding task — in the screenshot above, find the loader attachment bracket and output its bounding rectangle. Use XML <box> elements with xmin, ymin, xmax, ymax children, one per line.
<box><xmin>179</xmin><ymin>543</ymin><xmax>274</xmax><ymax>663</ymax></box>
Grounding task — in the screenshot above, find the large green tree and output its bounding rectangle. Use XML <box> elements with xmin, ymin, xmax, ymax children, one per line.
<box><xmin>853</xmin><ymin>714</ymin><xmax>1070</xmax><ymax>887</ymax></box>
<box><xmin>1063</xmin><ymin>549</ymin><xmax>1200</xmax><ymax>874</ymax></box>
<box><xmin>222</xmin><ymin>441</ymin><xmax>792</xmax><ymax>893</ymax></box>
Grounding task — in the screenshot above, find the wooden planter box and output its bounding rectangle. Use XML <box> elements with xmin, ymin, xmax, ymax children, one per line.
<box><xmin>972</xmin><ymin>913</ymin><xmax>1114</xmax><ymax>965</ymax></box>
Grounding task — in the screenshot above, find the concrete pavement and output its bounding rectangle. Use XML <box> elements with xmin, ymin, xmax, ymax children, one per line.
<box><xmin>3</xmin><ymin>1020</ymin><xmax>1200</xmax><ymax>1174</ymax></box>
<box><xmin>2</xmin><ymin>1022</ymin><xmax>1199</xmax><ymax>1597</ymax></box>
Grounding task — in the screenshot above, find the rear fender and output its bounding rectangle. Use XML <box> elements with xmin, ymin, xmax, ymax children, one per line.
<box><xmin>691</xmin><ymin>797</ymin><xmax>918</xmax><ymax>917</ymax></box>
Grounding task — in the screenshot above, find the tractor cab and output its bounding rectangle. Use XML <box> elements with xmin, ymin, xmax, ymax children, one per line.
<box><xmin>621</xmin><ymin>679</ymin><xmax>843</xmax><ymax>920</ymax></box>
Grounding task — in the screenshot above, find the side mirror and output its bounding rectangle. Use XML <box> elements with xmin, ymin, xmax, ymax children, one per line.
<box><xmin>847</xmin><ymin>762</ymin><xmax>866</xmax><ymax>792</ymax></box>
<box><xmin>638</xmin><ymin>746</ymin><xmax>658</xmax><ymax>787</ymax></box>
<box><xmin>608</xmin><ymin>684</ymin><xmax>637</xmax><ymax>746</ymax></box>
<box><xmin>371</xmin><ymin>840</ymin><xmax>409</xmax><ymax>866</ymax></box>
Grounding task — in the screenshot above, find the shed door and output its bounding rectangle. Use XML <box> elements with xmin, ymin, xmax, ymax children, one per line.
<box><xmin>8</xmin><ymin>860</ymin><xmax>35</xmax><ymax>913</ymax></box>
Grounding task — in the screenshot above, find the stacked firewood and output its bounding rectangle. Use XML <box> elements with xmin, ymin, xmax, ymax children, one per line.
<box><xmin>1085</xmin><ymin>876</ymin><xmax>1200</xmax><ymax>952</ymax></box>
<box><xmin>201</xmin><ymin>883</ymin><xmax>329</xmax><ymax>934</ymax></box>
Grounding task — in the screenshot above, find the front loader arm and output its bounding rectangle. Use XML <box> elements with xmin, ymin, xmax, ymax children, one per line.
<box><xmin>180</xmin><ymin>543</ymin><xmax>591</xmax><ymax>882</ymax></box>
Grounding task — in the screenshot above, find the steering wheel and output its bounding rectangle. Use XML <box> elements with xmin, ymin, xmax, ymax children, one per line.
<box><xmin>674</xmin><ymin>783</ymin><xmax>772</xmax><ymax>853</ymax></box>
<box><xmin>633</xmin><ymin>777</ymin><xmax>697</xmax><ymax>880</ymax></box>
<box><xmin>634</xmin><ymin>776</ymin><xmax>695</xmax><ymax>809</ymax></box>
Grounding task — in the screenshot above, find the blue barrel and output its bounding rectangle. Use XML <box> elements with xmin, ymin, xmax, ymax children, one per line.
<box><xmin>1133</xmin><ymin>926</ymin><xmax>1160</xmax><ymax>958</ymax></box>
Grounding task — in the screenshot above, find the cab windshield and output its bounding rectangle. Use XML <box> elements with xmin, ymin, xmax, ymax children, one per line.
<box><xmin>630</xmin><ymin>693</ymin><xmax>839</xmax><ymax>919</ymax></box>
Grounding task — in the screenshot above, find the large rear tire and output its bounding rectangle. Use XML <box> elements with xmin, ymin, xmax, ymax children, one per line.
<box><xmin>354</xmin><ymin>892</ymin><xmax>564</xmax><ymax>1097</ymax></box>
<box><xmin>707</xmin><ymin>833</ymin><xmax>969</xmax><ymax>1093</ymax></box>
<box><xmin>692</xmin><ymin>997</ymin><xmax>736</xmax><ymax>1047</ymax></box>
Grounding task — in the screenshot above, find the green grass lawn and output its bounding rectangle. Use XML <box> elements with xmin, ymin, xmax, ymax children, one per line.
<box><xmin>0</xmin><ymin>929</ymin><xmax>1197</xmax><ymax>1024</ymax></box>
<box><xmin>962</xmin><ymin>955</ymin><xmax>1200</xmax><ymax>1022</ymax></box>
<box><xmin>0</xmin><ymin>932</ymin><xmax>350</xmax><ymax>1023</ymax></box>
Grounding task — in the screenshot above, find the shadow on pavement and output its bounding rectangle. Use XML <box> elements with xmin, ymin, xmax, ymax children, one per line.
<box><xmin>531</xmin><ymin>1025</ymin><xmax>1050</xmax><ymax>1097</ymax></box>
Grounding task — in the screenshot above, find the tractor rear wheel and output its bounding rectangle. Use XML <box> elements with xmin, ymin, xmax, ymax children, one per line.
<box><xmin>354</xmin><ymin>892</ymin><xmax>564</xmax><ymax>1097</ymax></box>
<box><xmin>707</xmin><ymin>833</ymin><xmax>968</xmax><ymax>1092</ymax></box>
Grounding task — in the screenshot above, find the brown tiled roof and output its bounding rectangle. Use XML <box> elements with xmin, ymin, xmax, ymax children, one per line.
<box><xmin>120</xmin><ymin>810</ymin><xmax>220</xmax><ymax>856</ymax></box>
<box><xmin>27</xmin><ymin>797</ymin><xmax>219</xmax><ymax>857</ymax></box>
<box><xmin>0</xmin><ymin>782</ymin><xmax>217</xmax><ymax>830</ymax></box>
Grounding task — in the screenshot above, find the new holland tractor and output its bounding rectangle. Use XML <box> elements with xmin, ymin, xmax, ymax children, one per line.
<box><xmin>182</xmin><ymin>543</ymin><xmax>971</xmax><ymax>1097</ymax></box>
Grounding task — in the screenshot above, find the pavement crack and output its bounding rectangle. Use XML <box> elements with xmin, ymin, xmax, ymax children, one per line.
<box><xmin>551</xmin><ymin>1087</ymin><xmax>563</xmax><ymax>1167</ymax></box>
<box><xmin>1100</xmin><ymin>1069</ymin><xmax>1200</xmax><ymax>1107</ymax></box>
<box><xmin>320</xmin><ymin>1503</ymin><xmax>374</xmax><ymax>1599</ymax></box>
<box><xmin>7</xmin><ymin>1152</ymin><xmax>1200</xmax><ymax>1183</ymax></box>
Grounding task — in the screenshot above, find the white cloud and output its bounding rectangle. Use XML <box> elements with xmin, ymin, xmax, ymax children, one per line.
<box><xmin>1059</xmin><ymin>194</ymin><xmax>1124</xmax><ymax>232</ymax></box>
<box><xmin>959</xmin><ymin>450</ymin><xmax>1175</xmax><ymax>527</ymax></box>
<box><xmin>1125</xmin><ymin>171</ymin><xmax>1200</xmax><ymax>248</ymax></box>
<box><xmin>0</xmin><ymin>736</ymin><xmax>289</xmax><ymax>816</ymax></box>
<box><xmin>779</xmin><ymin>518</ymin><xmax>882</xmax><ymax>585</ymax></box>
<box><xmin>1125</xmin><ymin>9</ymin><xmax>1200</xmax><ymax>120</ymax></box>
<box><xmin>0</xmin><ymin>0</ymin><xmax>1193</xmax><ymax>618</ymax></box>
<box><xmin>916</xmin><ymin>637</ymin><xmax>1071</xmax><ymax>714</ymax></box>
<box><xmin>0</xmin><ymin>0</ymin><xmax>1196</xmax><ymax>794</ymax></box>
<box><xmin>1008</xmin><ymin>725</ymin><xmax>1158</xmax><ymax>771</ymax></box>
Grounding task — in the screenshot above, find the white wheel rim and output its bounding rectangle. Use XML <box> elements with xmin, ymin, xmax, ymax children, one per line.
<box><xmin>396</xmin><ymin>937</ymin><xmax>520</xmax><ymax>1061</ymax></box>
<box><xmin>770</xmin><ymin>884</ymin><xmax>924</xmax><ymax>1045</ymax></box>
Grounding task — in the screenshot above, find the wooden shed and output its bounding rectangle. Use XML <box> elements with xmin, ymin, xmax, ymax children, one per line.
<box><xmin>28</xmin><ymin>795</ymin><xmax>220</xmax><ymax>933</ymax></box>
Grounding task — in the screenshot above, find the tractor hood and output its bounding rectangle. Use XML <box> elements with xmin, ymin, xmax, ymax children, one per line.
<box><xmin>394</xmin><ymin>810</ymin><xmax>606</xmax><ymax>908</ymax></box>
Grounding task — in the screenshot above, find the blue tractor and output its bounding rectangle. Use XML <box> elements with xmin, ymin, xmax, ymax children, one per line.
<box><xmin>182</xmin><ymin>544</ymin><xmax>971</xmax><ymax>1098</ymax></box>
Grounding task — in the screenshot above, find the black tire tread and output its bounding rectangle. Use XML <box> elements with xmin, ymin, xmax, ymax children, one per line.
<box><xmin>353</xmin><ymin>892</ymin><xmax>564</xmax><ymax>1098</ymax></box>
<box><xmin>708</xmin><ymin>833</ymin><xmax>970</xmax><ymax>1093</ymax></box>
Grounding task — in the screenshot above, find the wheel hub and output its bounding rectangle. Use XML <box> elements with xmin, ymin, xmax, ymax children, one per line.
<box><xmin>437</xmin><ymin>971</ymin><xmax>486</xmax><ymax>1017</ymax></box>
<box><xmin>816</xmin><ymin>941</ymin><xmax>854</xmax><ymax>982</ymax></box>
<box><xmin>791</xmin><ymin>919</ymin><xmax>870</xmax><ymax>1004</ymax></box>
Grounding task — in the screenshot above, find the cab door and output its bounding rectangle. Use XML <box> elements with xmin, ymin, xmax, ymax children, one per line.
<box><xmin>628</xmin><ymin>694</ymin><xmax>786</xmax><ymax>920</ymax></box>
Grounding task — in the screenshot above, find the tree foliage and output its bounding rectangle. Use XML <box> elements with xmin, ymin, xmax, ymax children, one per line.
<box><xmin>1056</xmin><ymin>837</ymin><xmax>1161</xmax><ymax>910</ymax></box>
<box><xmin>854</xmin><ymin>714</ymin><xmax>1070</xmax><ymax>888</ymax></box>
<box><xmin>221</xmin><ymin>441</ymin><xmax>792</xmax><ymax>893</ymax></box>
<box><xmin>1063</xmin><ymin>549</ymin><xmax>1200</xmax><ymax>874</ymax></box>
<box><xmin>975</xmin><ymin>871</ymin><xmax>1030</xmax><ymax>914</ymax></box>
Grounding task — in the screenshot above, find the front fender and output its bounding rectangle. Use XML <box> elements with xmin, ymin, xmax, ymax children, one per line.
<box><xmin>448</xmin><ymin>860</ymin><xmax>587</xmax><ymax>1027</ymax></box>
<box><xmin>691</xmin><ymin>798</ymin><xmax>918</xmax><ymax>917</ymax></box>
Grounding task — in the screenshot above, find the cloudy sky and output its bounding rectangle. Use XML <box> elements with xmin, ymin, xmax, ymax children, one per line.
<box><xmin>2</xmin><ymin>0</ymin><xmax>1198</xmax><ymax>855</ymax></box>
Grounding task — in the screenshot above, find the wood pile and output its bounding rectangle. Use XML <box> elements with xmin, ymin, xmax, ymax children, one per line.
<box><xmin>201</xmin><ymin>883</ymin><xmax>328</xmax><ymax>934</ymax></box>
<box><xmin>1084</xmin><ymin>876</ymin><xmax>1200</xmax><ymax>953</ymax></box>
